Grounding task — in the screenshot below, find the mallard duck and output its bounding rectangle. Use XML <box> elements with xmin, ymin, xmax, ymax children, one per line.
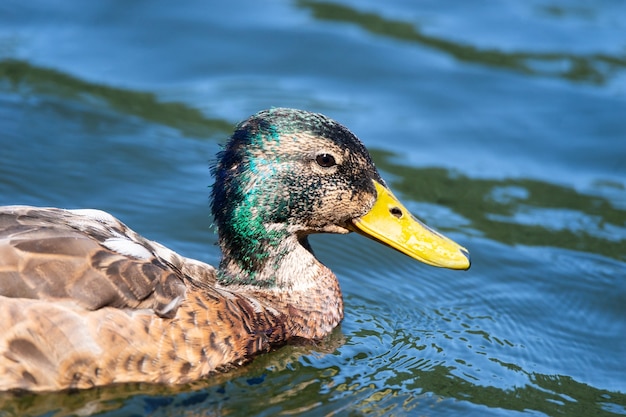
<box><xmin>0</xmin><ymin>108</ymin><xmax>469</xmax><ymax>392</ymax></box>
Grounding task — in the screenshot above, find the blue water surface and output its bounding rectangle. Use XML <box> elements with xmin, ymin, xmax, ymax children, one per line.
<box><xmin>0</xmin><ymin>1</ymin><xmax>625</xmax><ymax>416</ymax></box>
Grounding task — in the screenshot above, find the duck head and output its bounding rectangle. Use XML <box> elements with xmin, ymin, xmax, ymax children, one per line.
<box><xmin>211</xmin><ymin>108</ymin><xmax>470</xmax><ymax>287</ymax></box>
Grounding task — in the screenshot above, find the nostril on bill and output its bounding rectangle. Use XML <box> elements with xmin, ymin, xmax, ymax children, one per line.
<box><xmin>390</xmin><ymin>207</ymin><xmax>403</xmax><ymax>219</ymax></box>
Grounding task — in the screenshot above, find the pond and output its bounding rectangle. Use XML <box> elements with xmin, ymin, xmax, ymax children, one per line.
<box><xmin>0</xmin><ymin>1</ymin><xmax>625</xmax><ymax>416</ymax></box>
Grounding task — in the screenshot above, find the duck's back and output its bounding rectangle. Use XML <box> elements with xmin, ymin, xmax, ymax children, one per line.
<box><xmin>0</xmin><ymin>206</ymin><xmax>191</xmax><ymax>316</ymax></box>
<box><xmin>0</xmin><ymin>206</ymin><xmax>287</xmax><ymax>391</ymax></box>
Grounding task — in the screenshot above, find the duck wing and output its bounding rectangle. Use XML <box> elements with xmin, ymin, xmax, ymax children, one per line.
<box><xmin>0</xmin><ymin>206</ymin><xmax>213</xmax><ymax>318</ymax></box>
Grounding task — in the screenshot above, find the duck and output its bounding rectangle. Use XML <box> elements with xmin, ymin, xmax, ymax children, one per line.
<box><xmin>0</xmin><ymin>108</ymin><xmax>470</xmax><ymax>392</ymax></box>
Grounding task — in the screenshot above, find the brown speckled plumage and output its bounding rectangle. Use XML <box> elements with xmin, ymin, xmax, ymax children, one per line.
<box><xmin>0</xmin><ymin>108</ymin><xmax>469</xmax><ymax>392</ymax></box>
<box><xmin>0</xmin><ymin>205</ymin><xmax>341</xmax><ymax>391</ymax></box>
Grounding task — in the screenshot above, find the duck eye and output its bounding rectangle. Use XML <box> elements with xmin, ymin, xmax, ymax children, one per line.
<box><xmin>315</xmin><ymin>153</ymin><xmax>337</xmax><ymax>168</ymax></box>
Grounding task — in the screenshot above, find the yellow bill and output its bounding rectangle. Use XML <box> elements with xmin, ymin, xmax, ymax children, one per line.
<box><xmin>351</xmin><ymin>180</ymin><xmax>470</xmax><ymax>270</ymax></box>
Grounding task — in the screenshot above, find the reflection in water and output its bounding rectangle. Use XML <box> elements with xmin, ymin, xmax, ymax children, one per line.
<box><xmin>370</xmin><ymin>149</ymin><xmax>626</xmax><ymax>262</ymax></box>
<box><xmin>4</xmin><ymin>326</ymin><xmax>623</xmax><ymax>417</ymax></box>
<box><xmin>329</xmin><ymin>364</ymin><xmax>626</xmax><ymax>417</ymax></box>
<box><xmin>298</xmin><ymin>1</ymin><xmax>626</xmax><ymax>85</ymax></box>
<box><xmin>0</xmin><ymin>59</ymin><xmax>233</xmax><ymax>138</ymax></box>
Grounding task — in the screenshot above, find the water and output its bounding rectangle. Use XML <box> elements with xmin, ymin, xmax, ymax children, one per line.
<box><xmin>1</xmin><ymin>0</ymin><xmax>625</xmax><ymax>416</ymax></box>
